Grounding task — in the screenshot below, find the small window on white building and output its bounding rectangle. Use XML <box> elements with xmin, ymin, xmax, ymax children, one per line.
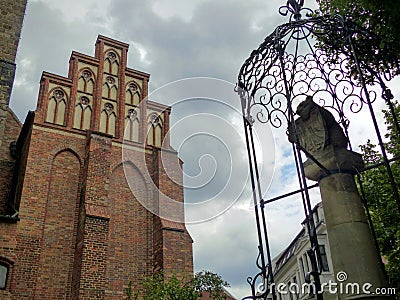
<box><xmin>299</xmin><ymin>257</ymin><xmax>306</xmax><ymax>282</ymax></box>
<box><xmin>314</xmin><ymin>209</ymin><xmax>320</xmax><ymax>225</ymax></box>
<box><xmin>292</xmin><ymin>276</ymin><xmax>299</xmax><ymax>300</ymax></box>
<box><xmin>319</xmin><ymin>245</ymin><xmax>330</xmax><ymax>272</ymax></box>
<box><xmin>288</xmin><ymin>281</ymin><xmax>293</xmax><ymax>300</ymax></box>
<box><xmin>304</xmin><ymin>254</ymin><xmax>310</xmax><ymax>273</ymax></box>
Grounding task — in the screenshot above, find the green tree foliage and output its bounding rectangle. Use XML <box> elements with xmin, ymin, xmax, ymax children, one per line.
<box><xmin>316</xmin><ymin>0</ymin><xmax>400</xmax><ymax>79</ymax></box>
<box><xmin>359</xmin><ymin>102</ymin><xmax>400</xmax><ymax>291</ymax></box>
<box><xmin>124</xmin><ymin>271</ymin><xmax>230</xmax><ymax>300</ymax></box>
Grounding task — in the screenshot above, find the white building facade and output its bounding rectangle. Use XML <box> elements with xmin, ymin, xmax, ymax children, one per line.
<box><xmin>271</xmin><ymin>203</ymin><xmax>335</xmax><ymax>300</ymax></box>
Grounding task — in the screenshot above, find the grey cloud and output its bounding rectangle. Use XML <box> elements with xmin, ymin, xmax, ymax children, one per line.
<box><xmin>188</xmin><ymin>208</ymin><xmax>260</xmax><ymax>288</ymax></box>
<box><xmin>109</xmin><ymin>0</ymin><xmax>282</xmax><ymax>89</ymax></box>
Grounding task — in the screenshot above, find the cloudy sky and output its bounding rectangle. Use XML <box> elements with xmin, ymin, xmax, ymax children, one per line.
<box><xmin>10</xmin><ymin>0</ymin><xmax>398</xmax><ymax>298</ymax></box>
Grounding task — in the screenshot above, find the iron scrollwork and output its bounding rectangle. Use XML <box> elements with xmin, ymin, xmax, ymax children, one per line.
<box><xmin>237</xmin><ymin>1</ymin><xmax>400</xmax><ymax>300</ymax></box>
<box><xmin>241</xmin><ymin>247</ymin><xmax>272</xmax><ymax>300</ymax></box>
<box><xmin>279</xmin><ymin>0</ymin><xmax>314</xmax><ymax>22</ymax></box>
<box><xmin>238</xmin><ymin>15</ymin><xmax>389</xmax><ymax>131</ymax></box>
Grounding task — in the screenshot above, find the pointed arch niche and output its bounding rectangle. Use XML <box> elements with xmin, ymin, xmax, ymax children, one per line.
<box><xmin>147</xmin><ymin>114</ymin><xmax>162</xmax><ymax>148</ymax></box>
<box><xmin>77</xmin><ymin>69</ymin><xmax>95</xmax><ymax>94</ymax></box>
<box><xmin>124</xmin><ymin>109</ymin><xmax>140</xmax><ymax>142</ymax></box>
<box><xmin>100</xmin><ymin>102</ymin><xmax>117</xmax><ymax>136</ymax></box>
<box><xmin>104</xmin><ymin>50</ymin><xmax>119</xmax><ymax>75</ymax></box>
<box><xmin>124</xmin><ymin>82</ymin><xmax>142</xmax><ymax>142</ymax></box>
<box><xmin>73</xmin><ymin>96</ymin><xmax>92</xmax><ymax>130</ymax></box>
<box><xmin>125</xmin><ymin>81</ymin><xmax>141</xmax><ymax>106</ymax></box>
<box><xmin>46</xmin><ymin>88</ymin><xmax>67</xmax><ymax>126</ymax></box>
<box><xmin>36</xmin><ymin>150</ymin><xmax>80</xmax><ymax>298</ymax></box>
<box><xmin>102</xmin><ymin>75</ymin><xmax>118</xmax><ymax>100</ymax></box>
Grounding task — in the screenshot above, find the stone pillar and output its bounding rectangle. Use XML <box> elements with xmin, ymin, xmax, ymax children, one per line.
<box><xmin>289</xmin><ymin>96</ymin><xmax>391</xmax><ymax>299</ymax></box>
<box><xmin>304</xmin><ymin>146</ymin><xmax>389</xmax><ymax>300</ymax></box>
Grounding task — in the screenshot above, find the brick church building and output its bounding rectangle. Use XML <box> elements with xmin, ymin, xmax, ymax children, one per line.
<box><xmin>0</xmin><ymin>1</ymin><xmax>193</xmax><ymax>299</ymax></box>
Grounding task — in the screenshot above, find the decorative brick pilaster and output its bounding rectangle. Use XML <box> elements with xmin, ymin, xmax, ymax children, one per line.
<box><xmin>153</xmin><ymin>149</ymin><xmax>193</xmax><ymax>276</ymax></box>
<box><xmin>84</xmin><ymin>131</ymin><xmax>112</xmax><ymax>207</ymax></box>
<box><xmin>79</xmin><ymin>217</ymin><xmax>109</xmax><ymax>299</ymax></box>
<box><xmin>79</xmin><ymin>131</ymin><xmax>112</xmax><ymax>299</ymax></box>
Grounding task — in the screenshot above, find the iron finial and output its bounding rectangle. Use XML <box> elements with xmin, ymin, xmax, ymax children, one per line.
<box><xmin>279</xmin><ymin>0</ymin><xmax>305</xmax><ymax>21</ymax></box>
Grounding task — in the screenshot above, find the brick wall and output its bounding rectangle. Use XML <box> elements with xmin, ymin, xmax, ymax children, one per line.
<box><xmin>34</xmin><ymin>150</ymin><xmax>81</xmax><ymax>299</ymax></box>
<box><xmin>154</xmin><ymin>150</ymin><xmax>194</xmax><ymax>277</ymax></box>
<box><xmin>0</xmin><ymin>0</ymin><xmax>27</xmax><ymax>215</ymax></box>
<box><xmin>0</xmin><ymin>35</ymin><xmax>193</xmax><ymax>299</ymax></box>
<box><xmin>9</xmin><ymin>128</ymin><xmax>85</xmax><ymax>299</ymax></box>
<box><xmin>71</xmin><ymin>199</ymin><xmax>86</xmax><ymax>299</ymax></box>
<box><xmin>0</xmin><ymin>0</ymin><xmax>27</xmax><ymax>63</ymax></box>
<box><xmin>0</xmin><ymin>62</ymin><xmax>16</xmax><ymax>146</ymax></box>
<box><xmin>105</xmin><ymin>162</ymin><xmax>154</xmax><ymax>299</ymax></box>
<box><xmin>0</xmin><ymin>109</ymin><xmax>21</xmax><ymax>214</ymax></box>
<box><xmin>79</xmin><ymin>217</ymin><xmax>109</xmax><ymax>299</ymax></box>
<box><xmin>0</xmin><ymin>126</ymin><xmax>193</xmax><ymax>300</ymax></box>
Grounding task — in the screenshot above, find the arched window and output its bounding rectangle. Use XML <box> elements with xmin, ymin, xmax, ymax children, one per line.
<box><xmin>125</xmin><ymin>82</ymin><xmax>141</xmax><ymax>142</ymax></box>
<box><xmin>100</xmin><ymin>102</ymin><xmax>116</xmax><ymax>136</ymax></box>
<box><xmin>124</xmin><ymin>108</ymin><xmax>140</xmax><ymax>142</ymax></box>
<box><xmin>104</xmin><ymin>51</ymin><xmax>119</xmax><ymax>75</ymax></box>
<box><xmin>77</xmin><ymin>69</ymin><xmax>95</xmax><ymax>94</ymax></box>
<box><xmin>73</xmin><ymin>96</ymin><xmax>92</xmax><ymax>130</ymax></box>
<box><xmin>103</xmin><ymin>75</ymin><xmax>118</xmax><ymax>100</ymax></box>
<box><xmin>46</xmin><ymin>88</ymin><xmax>67</xmax><ymax>125</ymax></box>
<box><xmin>125</xmin><ymin>82</ymin><xmax>141</xmax><ymax>106</ymax></box>
<box><xmin>147</xmin><ymin>114</ymin><xmax>162</xmax><ymax>147</ymax></box>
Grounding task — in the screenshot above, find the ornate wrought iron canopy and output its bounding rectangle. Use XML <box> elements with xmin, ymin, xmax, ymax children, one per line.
<box><xmin>236</xmin><ymin>1</ymin><xmax>400</xmax><ymax>299</ymax></box>
<box><xmin>238</xmin><ymin>1</ymin><xmax>399</xmax><ymax>131</ymax></box>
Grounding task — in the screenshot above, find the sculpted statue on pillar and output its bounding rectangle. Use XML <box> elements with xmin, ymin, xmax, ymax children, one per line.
<box><xmin>288</xmin><ymin>96</ymin><xmax>363</xmax><ymax>180</ymax></box>
<box><xmin>288</xmin><ymin>96</ymin><xmax>348</xmax><ymax>155</ymax></box>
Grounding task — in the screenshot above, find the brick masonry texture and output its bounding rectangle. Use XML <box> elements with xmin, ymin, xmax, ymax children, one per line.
<box><xmin>0</xmin><ymin>0</ymin><xmax>27</xmax><ymax>63</ymax></box>
<box><xmin>0</xmin><ymin>0</ymin><xmax>27</xmax><ymax>225</ymax></box>
<box><xmin>0</xmin><ymin>34</ymin><xmax>193</xmax><ymax>299</ymax></box>
<box><xmin>0</xmin><ymin>110</ymin><xmax>21</xmax><ymax>214</ymax></box>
